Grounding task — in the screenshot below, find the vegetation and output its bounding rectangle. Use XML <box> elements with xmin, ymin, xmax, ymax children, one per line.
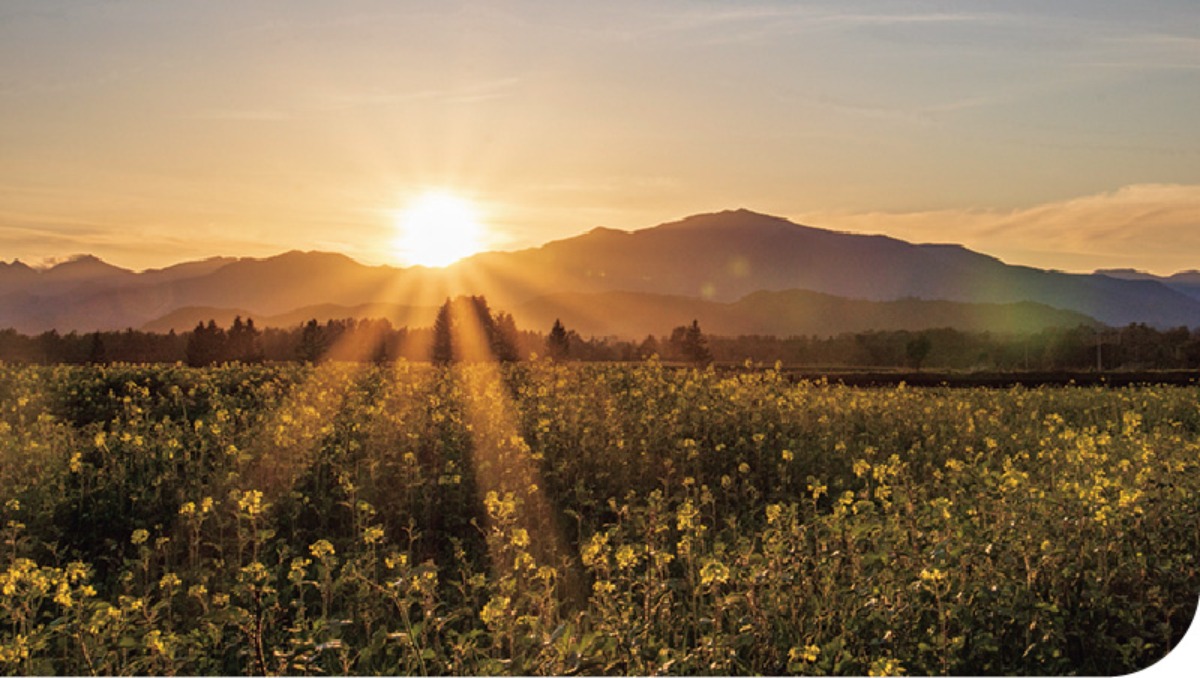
<box><xmin>1</xmin><ymin>360</ymin><xmax>1197</xmax><ymax>675</ymax></box>
<box><xmin>5</xmin><ymin>316</ymin><xmax>1200</xmax><ymax>372</ymax></box>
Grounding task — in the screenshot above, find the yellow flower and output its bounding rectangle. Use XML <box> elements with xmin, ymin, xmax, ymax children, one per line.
<box><xmin>869</xmin><ymin>657</ymin><xmax>905</xmax><ymax>676</ymax></box>
<box><xmin>790</xmin><ymin>645</ymin><xmax>821</xmax><ymax>663</ymax></box>
<box><xmin>510</xmin><ymin>528</ymin><xmax>530</xmax><ymax>548</ymax></box>
<box><xmin>158</xmin><ymin>572</ymin><xmax>181</xmax><ymax>590</ymax></box>
<box><xmin>765</xmin><ymin>504</ymin><xmax>783</xmax><ymax>525</ymax></box>
<box><xmin>237</xmin><ymin>489</ymin><xmax>265</xmax><ymax>517</ymax></box>
<box><xmin>513</xmin><ymin>552</ymin><xmax>535</xmax><ymax>571</ymax></box>
<box><xmin>130</xmin><ymin>529</ymin><xmax>149</xmax><ymax>545</ymax></box>
<box><xmin>178</xmin><ymin>501</ymin><xmax>196</xmax><ymax>516</ymax></box>
<box><xmin>362</xmin><ymin>525</ymin><xmax>385</xmax><ymax>545</ymax></box>
<box><xmin>289</xmin><ymin>557</ymin><xmax>311</xmax><ymax>583</ymax></box>
<box><xmin>919</xmin><ymin>568</ymin><xmax>946</xmax><ymax>584</ymax></box>
<box><xmin>699</xmin><ymin>559</ymin><xmax>730</xmax><ymax>586</ymax></box>
<box><xmin>479</xmin><ymin>595</ymin><xmax>510</xmax><ymax>625</ymax></box>
<box><xmin>66</xmin><ymin>561</ymin><xmax>88</xmax><ymax>583</ymax></box>
<box><xmin>592</xmin><ymin>580</ymin><xmax>617</xmax><ymax>596</ymax></box>
<box><xmin>309</xmin><ymin>539</ymin><xmax>336</xmax><ymax>559</ymax></box>
<box><xmin>676</xmin><ymin>500</ymin><xmax>699</xmax><ymax>530</ymax></box>
<box><xmin>145</xmin><ymin>629</ymin><xmax>167</xmax><ymax>655</ymax></box>
<box><xmin>615</xmin><ymin>545</ymin><xmax>637</xmax><ymax>570</ymax></box>
<box><xmin>581</xmin><ymin>532</ymin><xmax>609</xmax><ymax>568</ymax></box>
<box><xmin>53</xmin><ymin>581</ymin><xmax>73</xmax><ymax>608</ymax></box>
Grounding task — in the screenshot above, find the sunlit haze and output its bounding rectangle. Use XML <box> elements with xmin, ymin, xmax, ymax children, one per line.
<box><xmin>392</xmin><ymin>191</ymin><xmax>487</xmax><ymax>268</ymax></box>
<box><xmin>1</xmin><ymin>1</ymin><xmax>1198</xmax><ymax>274</ymax></box>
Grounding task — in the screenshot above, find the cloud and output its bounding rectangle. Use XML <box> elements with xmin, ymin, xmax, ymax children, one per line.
<box><xmin>189</xmin><ymin>108</ymin><xmax>293</xmax><ymax>122</ymax></box>
<box><xmin>317</xmin><ymin>77</ymin><xmax>522</xmax><ymax>111</ymax></box>
<box><xmin>0</xmin><ymin>214</ymin><xmax>285</xmax><ymax>271</ymax></box>
<box><xmin>799</xmin><ymin>184</ymin><xmax>1200</xmax><ymax>276</ymax></box>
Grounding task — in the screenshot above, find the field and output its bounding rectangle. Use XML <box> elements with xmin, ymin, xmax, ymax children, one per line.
<box><xmin>1</xmin><ymin>360</ymin><xmax>1198</xmax><ymax>675</ymax></box>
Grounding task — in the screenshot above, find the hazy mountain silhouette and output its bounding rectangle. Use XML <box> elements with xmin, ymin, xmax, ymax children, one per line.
<box><xmin>1095</xmin><ymin>268</ymin><xmax>1200</xmax><ymax>302</ymax></box>
<box><xmin>3</xmin><ymin>209</ymin><xmax>1199</xmax><ymax>334</ymax></box>
<box><xmin>142</xmin><ymin>290</ymin><xmax>1095</xmax><ymax>339</ymax></box>
<box><xmin>142</xmin><ymin>302</ymin><xmax>440</xmax><ymax>334</ymax></box>
<box><xmin>457</xmin><ymin>210</ymin><xmax>1200</xmax><ymax>327</ymax></box>
<box><xmin>512</xmin><ymin>290</ymin><xmax>1097</xmax><ymax>338</ymax></box>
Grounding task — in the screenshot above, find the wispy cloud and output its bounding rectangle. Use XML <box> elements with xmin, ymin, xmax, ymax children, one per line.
<box><xmin>623</xmin><ymin>3</ymin><xmax>1001</xmax><ymax>45</ymax></box>
<box><xmin>1081</xmin><ymin>31</ymin><xmax>1200</xmax><ymax>72</ymax></box>
<box><xmin>317</xmin><ymin>77</ymin><xmax>523</xmax><ymax>112</ymax></box>
<box><xmin>800</xmin><ymin>184</ymin><xmax>1200</xmax><ymax>275</ymax></box>
<box><xmin>188</xmin><ymin>108</ymin><xmax>293</xmax><ymax>122</ymax></box>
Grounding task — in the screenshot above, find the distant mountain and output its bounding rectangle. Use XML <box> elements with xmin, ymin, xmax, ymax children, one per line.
<box><xmin>3</xmin><ymin>209</ymin><xmax>1200</xmax><ymax>334</ymax></box>
<box><xmin>512</xmin><ymin>289</ymin><xmax>1098</xmax><ymax>338</ymax></box>
<box><xmin>0</xmin><ymin>260</ymin><xmax>38</xmax><ymax>289</ymax></box>
<box><xmin>138</xmin><ymin>257</ymin><xmax>241</xmax><ymax>285</ymax></box>
<box><xmin>1095</xmin><ymin>268</ymin><xmax>1200</xmax><ymax>303</ymax></box>
<box><xmin>139</xmin><ymin>306</ymin><xmax>260</xmax><ymax>334</ymax></box>
<box><xmin>142</xmin><ymin>302</ymin><xmax>440</xmax><ymax>334</ymax></box>
<box><xmin>144</xmin><ymin>289</ymin><xmax>1095</xmax><ymax>339</ymax></box>
<box><xmin>460</xmin><ymin>210</ymin><xmax>1200</xmax><ymax>328</ymax></box>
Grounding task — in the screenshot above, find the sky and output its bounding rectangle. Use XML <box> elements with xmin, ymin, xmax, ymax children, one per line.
<box><xmin>2</xmin><ymin>0</ymin><xmax>1199</xmax><ymax>274</ymax></box>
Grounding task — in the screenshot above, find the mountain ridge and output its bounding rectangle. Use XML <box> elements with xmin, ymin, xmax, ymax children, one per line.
<box><xmin>140</xmin><ymin>288</ymin><xmax>1099</xmax><ymax>339</ymax></box>
<box><xmin>2</xmin><ymin>209</ymin><xmax>1198</xmax><ymax>333</ymax></box>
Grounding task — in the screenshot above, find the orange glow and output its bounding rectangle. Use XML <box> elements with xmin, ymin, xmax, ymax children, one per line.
<box><xmin>392</xmin><ymin>191</ymin><xmax>486</xmax><ymax>268</ymax></box>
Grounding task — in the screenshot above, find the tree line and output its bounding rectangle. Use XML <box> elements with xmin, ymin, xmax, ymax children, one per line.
<box><xmin>4</xmin><ymin>297</ymin><xmax>1200</xmax><ymax>371</ymax></box>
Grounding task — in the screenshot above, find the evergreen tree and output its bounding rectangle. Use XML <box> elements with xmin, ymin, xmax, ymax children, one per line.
<box><xmin>227</xmin><ymin>316</ymin><xmax>263</xmax><ymax>363</ymax></box>
<box><xmin>87</xmin><ymin>332</ymin><xmax>107</xmax><ymax>364</ymax></box>
<box><xmin>431</xmin><ymin>300</ymin><xmax>454</xmax><ymax>365</ymax></box>
<box><xmin>493</xmin><ymin>311</ymin><xmax>521</xmax><ymax>362</ymax></box>
<box><xmin>906</xmin><ymin>333</ymin><xmax>933</xmax><ymax>371</ymax></box>
<box><xmin>297</xmin><ymin>319</ymin><xmax>327</xmax><ymax>363</ymax></box>
<box><xmin>547</xmin><ymin>318</ymin><xmax>570</xmax><ymax>360</ymax></box>
<box><xmin>186</xmin><ymin>320</ymin><xmax>227</xmax><ymax>367</ymax></box>
<box><xmin>637</xmin><ymin>334</ymin><xmax>660</xmax><ymax>360</ymax></box>
<box><xmin>681</xmin><ymin>319</ymin><xmax>712</xmax><ymax>365</ymax></box>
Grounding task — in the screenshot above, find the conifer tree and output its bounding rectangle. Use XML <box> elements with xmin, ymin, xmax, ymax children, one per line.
<box><xmin>547</xmin><ymin>318</ymin><xmax>570</xmax><ymax>360</ymax></box>
<box><xmin>432</xmin><ymin>299</ymin><xmax>454</xmax><ymax>365</ymax></box>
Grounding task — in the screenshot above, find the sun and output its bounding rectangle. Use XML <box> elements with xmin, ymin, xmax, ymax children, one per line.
<box><xmin>392</xmin><ymin>191</ymin><xmax>486</xmax><ymax>267</ymax></box>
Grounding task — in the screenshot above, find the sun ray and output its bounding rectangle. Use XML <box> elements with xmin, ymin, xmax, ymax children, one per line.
<box><xmin>393</xmin><ymin>191</ymin><xmax>486</xmax><ymax>268</ymax></box>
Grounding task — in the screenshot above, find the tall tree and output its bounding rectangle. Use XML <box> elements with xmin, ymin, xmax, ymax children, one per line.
<box><xmin>86</xmin><ymin>332</ymin><xmax>107</xmax><ymax>364</ymax></box>
<box><xmin>906</xmin><ymin>333</ymin><xmax>932</xmax><ymax>371</ymax></box>
<box><xmin>186</xmin><ymin>320</ymin><xmax>226</xmax><ymax>367</ymax></box>
<box><xmin>492</xmin><ymin>311</ymin><xmax>521</xmax><ymax>362</ymax></box>
<box><xmin>431</xmin><ymin>299</ymin><xmax>454</xmax><ymax>365</ymax></box>
<box><xmin>547</xmin><ymin>318</ymin><xmax>570</xmax><ymax>360</ymax></box>
<box><xmin>227</xmin><ymin>316</ymin><xmax>264</xmax><ymax>363</ymax></box>
<box><xmin>682</xmin><ymin>319</ymin><xmax>712</xmax><ymax>365</ymax></box>
<box><xmin>297</xmin><ymin>319</ymin><xmax>327</xmax><ymax>363</ymax></box>
<box><xmin>637</xmin><ymin>334</ymin><xmax>660</xmax><ymax>361</ymax></box>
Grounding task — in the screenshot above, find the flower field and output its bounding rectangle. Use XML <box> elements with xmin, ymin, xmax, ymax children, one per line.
<box><xmin>1</xmin><ymin>360</ymin><xmax>1197</xmax><ymax>675</ymax></box>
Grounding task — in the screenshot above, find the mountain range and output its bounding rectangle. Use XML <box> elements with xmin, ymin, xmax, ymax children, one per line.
<box><xmin>3</xmin><ymin>209</ymin><xmax>1199</xmax><ymax>337</ymax></box>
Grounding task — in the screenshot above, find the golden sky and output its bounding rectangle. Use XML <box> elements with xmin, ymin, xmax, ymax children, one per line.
<box><xmin>2</xmin><ymin>1</ymin><xmax>1199</xmax><ymax>274</ymax></box>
